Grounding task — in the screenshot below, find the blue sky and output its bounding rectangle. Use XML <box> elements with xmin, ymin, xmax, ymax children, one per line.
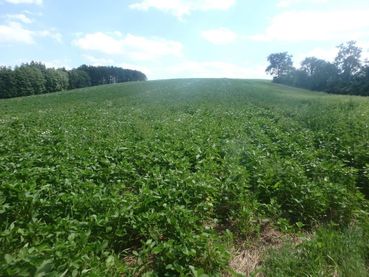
<box><xmin>1</xmin><ymin>0</ymin><xmax>369</xmax><ymax>80</ymax></box>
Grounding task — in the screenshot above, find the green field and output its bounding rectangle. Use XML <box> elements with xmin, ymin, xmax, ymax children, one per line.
<box><xmin>1</xmin><ymin>79</ymin><xmax>369</xmax><ymax>276</ymax></box>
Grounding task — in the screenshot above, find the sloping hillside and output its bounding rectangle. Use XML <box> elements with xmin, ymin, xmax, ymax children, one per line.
<box><xmin>1</xmin><ymin>79</ymin><xmax>368</xmax><ymax>276</ymax></box>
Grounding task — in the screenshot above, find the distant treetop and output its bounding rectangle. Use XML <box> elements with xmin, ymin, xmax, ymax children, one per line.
<box><xmin>266</xmin><ymin>41</ymin><xmax>369</xmax><ymax>96</ymax></box>
<box><xmin>0</xmin><ymin>63</ymin><xmax>147</xmax><ymax>99</ymax></box>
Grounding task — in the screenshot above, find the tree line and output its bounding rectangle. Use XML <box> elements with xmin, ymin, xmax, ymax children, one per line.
<box><xmin>0</xmin><ymin>62</ymin><xmax>147</xmax><ymax>99</ymax></box>
<box><xmin>266</xmin><ymin>41</ymin><xmax>369</xmax><ymax>96</ymax></box>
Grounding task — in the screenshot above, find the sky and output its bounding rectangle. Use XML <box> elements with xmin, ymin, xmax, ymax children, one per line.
<box><xmin>1</xmin><ymin>0</ymin><xmax>369</xmax><ymax>80</ymax></box>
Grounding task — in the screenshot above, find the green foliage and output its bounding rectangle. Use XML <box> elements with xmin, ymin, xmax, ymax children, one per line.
<box><xmin>0</xmin><ymin>79</ymin><xmax>368</xmax><ymax>275</ymax></box>
<box><xmin>68</xmin><ymin>69</ymin><xmax>91</xmax><ymax>89</ymax></box>
<box><xmin>76</xmin><ymin>64</ymin><xmax>147</xmax><ymax>87</ymax></box>
<box><xmin>14</xmin><ymin>65</ymin><xmax>46</xmax><ymax>96</ymax></box>
<box><xmin>335</xmin><ymin>40</ymin><xmax>362</xmax><ymax>82</ymax></box>
<box><xmin>267</xmin><ymin>40</ymin><xmax>369</xmax><ymax>96</ymax></box>
<box><xmin>298</xmin><ymin>57</ymin><xmax>338</xmax><ymax>91</ymax></box>
<box><xmin>45</xmin><ymin>68</ymin><xmax>69</xmax><ymax>92</ymax></box>
<box><xmin>262</xmin><ymin>225</ymin><xmax>369</xmax><ymax>276</ymax></box>
<box><xmin>265</xmin><ymin>52</ymin><xmax>294</xmax><ymax>83</ymax></box>
<box><xmin>0</xmin><ymin>67</ymin><xmax>17</xmax><ymax>98</ymax></box>
<box><xmin>0</xmin><ymin>62</ymin><xmax>147</xmax><ymax>99</ymax></box>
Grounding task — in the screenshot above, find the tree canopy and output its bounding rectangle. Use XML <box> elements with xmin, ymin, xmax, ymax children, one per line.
<box><xmin>266</xmin><ymin>41</ymin><xmax>369</xmax><ymax>96</ymax></box>
<box><xmin>266</xmin><ymin>52</ymin><xmax>294</xmax><ymax>81</ymax></box>
<box><xmin>0</xmin><ymin>62</ymin><xmax>147</xmax><ymax>99</ymax></box>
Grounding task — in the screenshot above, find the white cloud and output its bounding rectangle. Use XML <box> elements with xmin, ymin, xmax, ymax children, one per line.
<box><xmin>0</xmin><ymin>21</ymin><xmax>34</xmax><ymax>43</ymax></box>
<box><xmin>295</xmin><ymin>47</ymin><xmax>337</xmax><ymax>65</ymax></box>
<box><xmin>251</xmin><ymin>9</ymin><xmax>369</xmax><ymax>42</ymax></box>
<box><xmin>38</xmin><ymin>30</ymin><xmax>63</xmax><ymax>43</ymax></box>
<box><xmin>73</xmin><ymin>32</ymin><xmax>183</xmax><ymax>61</ymax></box>
<box><xmin>6</xmin><ymin>13</ymin><xmax>33</xmax><ymax>24</ymax></box>
<box><xmin>80</xmin><ymin>56</ymin><xmax>152</xmax><ymax>79</ymax></box>
<box><xmin>5</xmin><ymin>0</ymin><xmax>42</xmax><ymax>5</ymax></box>
<box><xmin>73</xmin><ymin>32</ymin><xmax>123</xmax><ymax>54</ymax></box>
<box><xmin>296</xmin><ymin>42</ymin><xmax>369</xmax><ymax>65</ymax></box>
<box><xmin>120</xmin><ymin>63</ymin><xmax>152</xmax><ymax>78</ymax></box>
<box><xmin>82</xmin><ymin>55</ymin><xmax>115</xmax><ymax>66</ymax></box>
<box><xmin>129</xmin><ymin>0</ymin><xmax>235</xmax><ymax>19</ymax></box>
<box><xmin>42</xmin><ymin>59</ymin><xmax>72</xmax><ymax>69</ymax></box>
<box><xmin>201</xmin><ymin>28</ymin><xmax>237</xmax><ymax>45</ymax></box>
<box><xmin>122</xmin><ymin>34</ymin><xmax>183</xmax><ymax>60</ymax></box>
<box><xmin>277</xmin><ymin>0</ymin><xmax>329</xmax><ymax>8</ymax></box>
<box><xmin>77</xmin><ymin>50</ymin><xmax>269</xmax><ymax>80</ymax></box>
<box><xmin>0</xmin><ymin>21</ymin><xmax>63</xmax><ymax>44</ymax></box>
<box><xmin>360</xmin><ymin>42</ymin><xmax>369</xmax><ymax>61</ymax></box>
<box><xmin>160</xmin><ymin>60</ymin><xmax>267</xmax><ymax>79</ymax></box>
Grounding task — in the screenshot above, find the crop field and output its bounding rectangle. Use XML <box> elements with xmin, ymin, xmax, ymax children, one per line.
<box><xmin>1</xmin><ymin>79</ymin><xmax>369</xmax><ymax>276</ymax></box>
